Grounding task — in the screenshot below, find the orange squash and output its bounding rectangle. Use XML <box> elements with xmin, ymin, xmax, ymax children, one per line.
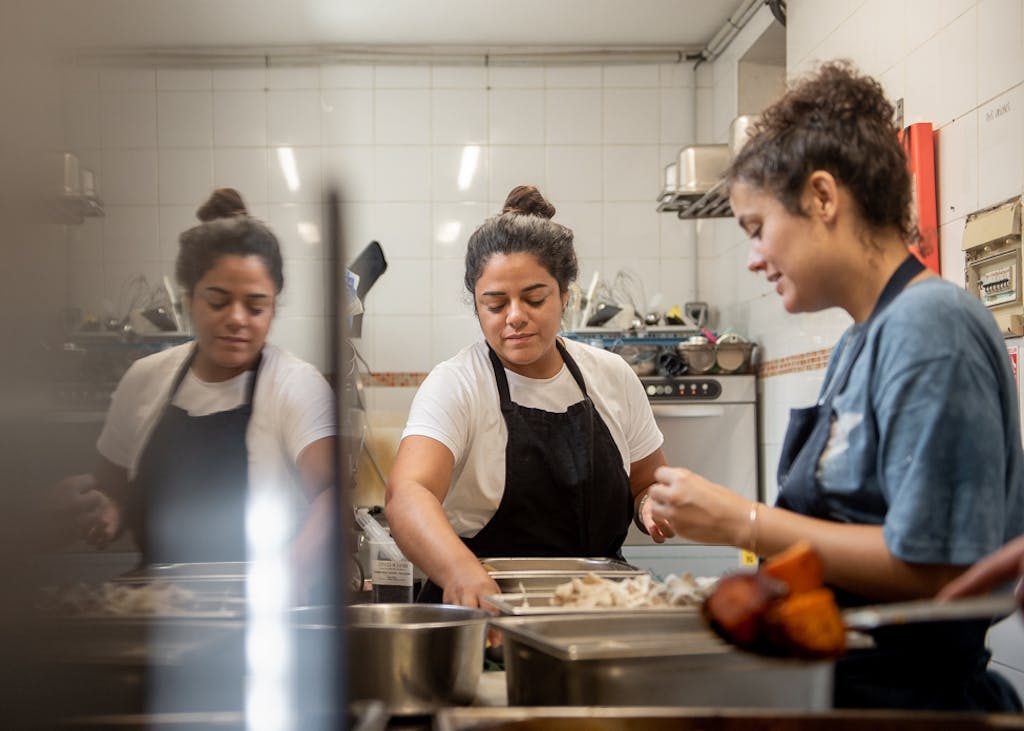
<box><xmin>764</xmin><ymin>587</ymin><xmax>847</xmax><ymax>658</ymax></box>
<box><xmin>761</xmin><ymin>539</ymin><xmax>824</xmax><ymax>595</ymax></box>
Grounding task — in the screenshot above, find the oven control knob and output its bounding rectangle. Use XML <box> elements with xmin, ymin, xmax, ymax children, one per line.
<box><xmin>646</xmin><ymin>385</ymin><xmax>657</xmax><ymax>396</ymax></box>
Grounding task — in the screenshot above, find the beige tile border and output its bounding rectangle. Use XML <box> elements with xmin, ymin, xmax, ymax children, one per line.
<box><xmin>756</xmin><ymin>348</ymin><xmax>831</xmax><ymax>379</ymax></box>
<box><xmin>364</xmin><ymin>372</ymin><xmax>428</xmax><ymax>387</ymax></box>
<box><xmin>361</xmin><ymin>349</ymin><xmax>832</xmax><ymax>387</ymax></box>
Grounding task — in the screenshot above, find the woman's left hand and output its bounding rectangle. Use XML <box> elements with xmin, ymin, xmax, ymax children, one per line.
<box><xmin>638</xmin><ymin>493</ymin><xmax>675</xmax><ymax>542</ymax></box>
<box><xmin>648</xmin><ymin>465</ymin><xmax>750</xmax><ymax>548</ymax></box>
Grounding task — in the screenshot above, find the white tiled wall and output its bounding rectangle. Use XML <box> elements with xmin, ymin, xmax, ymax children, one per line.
<box><xmin>697</xmin><ymin>0</ymin><xmax>1024</xmax><ymax>503</ymax></box>
<box><xmin>62</xmin><ymin>60</ymin><xmax>698</xmax><ymax>375</ymax></box>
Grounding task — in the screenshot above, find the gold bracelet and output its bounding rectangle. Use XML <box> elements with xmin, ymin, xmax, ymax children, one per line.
<box><xmin>748</xmin><ymin>502</ymin><xmax>761</xmax><ymax>557</ymax></box>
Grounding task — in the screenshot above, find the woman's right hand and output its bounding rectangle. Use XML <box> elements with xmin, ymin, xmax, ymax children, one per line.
<box><xmin>441</xmin><ymin>562</ymin><xmax>504</xmax><ymax>649</ymax></box>
<box><xmin>648</xmin><ymin>465</ymin><xmax>750</xmax><ymax>548</ymax></box>
<box><xmin>52</xmin><ymin>474</ymin><xmax>121</xmax><ymax>548</ymax></box>
<box><xmin>441</xmin><ymin>562</ymin><xmax>501</xmax><ymax>609</ymax></box>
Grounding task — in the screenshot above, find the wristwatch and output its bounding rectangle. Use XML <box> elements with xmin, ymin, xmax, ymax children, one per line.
<box><xmin>633</xmin><ymin>493</ymin><xmax>650</xmax><ymax>534</ymax></box>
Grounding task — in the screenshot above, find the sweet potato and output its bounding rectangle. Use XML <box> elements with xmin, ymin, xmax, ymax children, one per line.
<box><xmin>761</xmin><ymin>540</ymin><xmax>824</xmax><ymax>595</ymax></box>
<box><xmin>764</xmin><ymin>587</ymin><xmax>846</xmax><ymax>659</ymax></box>
<box><xmin>702</xmin><ymin>572</ymin><xmax>787</xmax><ymax>648</ymax></box>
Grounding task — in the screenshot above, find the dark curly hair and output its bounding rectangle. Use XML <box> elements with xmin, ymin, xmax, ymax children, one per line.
<box><xmin>464</xmin><ymin>185</ymin><xmax>578</xmax><ymax>296</ymax></box>
<box><xmin>727</xmin><ymin>61</ymin><xmax>918</xmax><ymax>245</ymax></box>
<box><xmin>176</xmin><ymin>216</ymin><xmax>284</xmax><ymax>298</ymax></box>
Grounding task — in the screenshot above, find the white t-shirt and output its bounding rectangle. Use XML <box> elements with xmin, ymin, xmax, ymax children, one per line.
<box><xmin>97</xmin><ymin>342</ymin><xmax>336</xmax><ymax>536</ymax></box>
<box><xmin>401</xmin><ymin>338</ymin><xmax>663</xmax><ymax>536</ymax></box>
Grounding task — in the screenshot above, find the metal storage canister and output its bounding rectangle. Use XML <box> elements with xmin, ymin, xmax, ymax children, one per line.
<box><xmin>493</xmin><ymin>612</ymin><xmax>833</xmax><ymax>710</ymax></box>
<box><xmin>715</xmin><ymin>334</ymin><xmax>755</xmax><ymax>373</ymax></box>
<box><xmin>676</xmin><ymin>336</ymin><xmax>715</xmax><ymax>374</ymax></box>
<box><xmin>294</xmin><ymin>603</ymin><xmax>489</xmax><ymax>715</ymax></box>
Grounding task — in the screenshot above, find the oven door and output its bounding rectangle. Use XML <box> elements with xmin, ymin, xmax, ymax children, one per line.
<box><xmin>622</xmin><ymin>400</ymin><xmax>759</xmax><ymax>577</ymax></box>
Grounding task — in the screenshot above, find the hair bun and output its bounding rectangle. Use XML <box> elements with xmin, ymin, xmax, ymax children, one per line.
<box><xmin>502</xmin><ymin>184</ymin><xmax>556</xmax><ymax>219</ymax></box>
<box><xmin>196</xmin><ymin>187</ymin><xmax>248</xmax><ymax>222</ymax></box>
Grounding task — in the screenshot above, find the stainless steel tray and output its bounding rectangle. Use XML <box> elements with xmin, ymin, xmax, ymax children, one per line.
<box><xmin>114</xmin><ymin>562</ymin><xmax>248</xmax><ymax>581</ymax></box>
<box><xmin>480</xmin><ymin>557</ymin><xmax>638</xmax><ymax>572</ymax></box>
<box><xmin>436</xmin><ymin>707</ymin><xmax>1024</xmax><ymax>731</ymax></box>
<box><xmin>486</xmin><ymin>591</ymin><xmax>702</xmax><ymax>616</ymax></box>
<box><xmin>42</xmin><ymin>617</ymin><xmax>246</xmax><ymax>667</ymax></box>
<box><xmin>481</xmin><ymin>557</ymin><xmax>648</xmax><ymax>593</ymax></box>
<box><xmin>491</xmin><ymin>572</ymin><xmax>649</xmax><ymax>592</ymax></box>
<box><xmin>492</xmin><ymin>612</ymin><xmax>833</xmax><ymax>709</ymax></box>
<box><xmin>493</xmin><ymin>611</ymin><xmax>714</xmax><ymax>659</ymax></box>
<box><xmin>110</xmin><ymin>578</ymin><xmax>246</xmax><ymax>600</ymax></box>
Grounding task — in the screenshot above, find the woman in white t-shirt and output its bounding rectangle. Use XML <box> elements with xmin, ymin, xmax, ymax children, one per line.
<box><xmin>60</xmin><ymin>196</ymin><xmax>335</xmax><ymax>596</ymax></box>
<box><xmin>386</xmin><ymin>185</ymin><xmax>670</xmax><ymax>607</ymax></box>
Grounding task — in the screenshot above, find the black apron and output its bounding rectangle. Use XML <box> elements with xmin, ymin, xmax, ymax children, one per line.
<box><xmin>126</xmin><ymin>349</ymin><xmax>261</xmax><ymax>564</ymax></box>
<box><xmin>775</xmin><ymin>255</ymin><xmax>1020</xmax><ymax>711</ymax></box>
<box><xmin>419</xmin><ymin>340</ymin><xmax>633</xmax><ymax>602</ymax></box>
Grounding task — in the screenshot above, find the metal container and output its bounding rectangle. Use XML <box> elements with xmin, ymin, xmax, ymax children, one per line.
<box><xmin>487</xmin><ymin>591</ymin><xmax>703</xmax><ymax>617</ymax></box>
<box><xmin>493</xmin><ymin>612</ymin><xmax>833</xmax><ymax>710</ymax></box>
<box><xmin>481</xmin><ymin>557</ymin><xmax>647</xmax><ymax>593</ymax></box>
<box><xmin>676</xmin><ymin>144</ymin><xmax>730</xmax><ymax>194</ymax></box>
<box><xmin>676</xmin><ymin>336</ymin><xmax>716</xmax><ymax>374</ymax></box>
<box><xmin>293</xmin><ymin>603</ymin><xmax>489</xmax><ymax>715</ymax></box>
<box><xmin>481</xmin><ymin>558</ymin><xmax>638</xmax><ymax>572</ymax></box>
<box><xmin>729</xmin><ymin>114</ymin><xmax>758</xmax><ymax>158</ymax></box>
<box><xmin>715</xmin><ymin>338</ymin><xmax>756</xmax><ymax>374</ymax></box>
<box><xmin>40</xmin><ymin>617</ymin><xmax>246</xmax><ymax>716</ymax></box>
<box><xmin>111</xmin><ymin>562</ymin><xmax>247</xmax><ymax>602</ymax></box>
<box><xmin>115</xmin><ymin>562</ymin><xmax>248</xmax><ymax>580</ymax></box>
<box><xmin>436</xmin><ymin>706</ymin><xmax>1024</xmax><ymax>731</ymax></box>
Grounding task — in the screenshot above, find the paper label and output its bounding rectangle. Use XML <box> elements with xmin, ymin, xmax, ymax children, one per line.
<box><xmin>372</xmin><ymin>559</ymin><xmax>413</xmax><ymax>587</ymax></box>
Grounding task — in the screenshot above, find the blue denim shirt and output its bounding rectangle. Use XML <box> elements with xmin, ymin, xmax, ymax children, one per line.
<box><xmin>816</xmin><ymin>278</ymin><xmax>1024</xmax><ymax>565</ymax></box>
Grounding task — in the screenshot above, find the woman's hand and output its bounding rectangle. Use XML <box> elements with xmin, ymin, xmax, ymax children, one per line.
<box><xmin>938</xmin><ymin>535</ymin><xmax>1024</xmax><ymax>609</ymax></box>
<box><xmin>51</xmin><ymin>474</ymin><xmax>121</xmax><ymax>548</ymax></box>
<box><xmin>647</xmin><ymin>466</ymin><xmax>750</xmax><ymax>548</ymax></box>
<box><xmin>638</xmin><ymin>490</ymin><xmax>676</xmax><ymax>543</ymax></box>
<box><xmin>442</xmin><ymin>562</ymin><xmax>501</xmax><ymax>609</ymax></box>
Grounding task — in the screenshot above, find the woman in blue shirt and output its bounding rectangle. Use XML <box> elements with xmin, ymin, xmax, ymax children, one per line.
<box><xmin>649</xmin><ymin>61</ymin><xmax>1024</xmax><ymax>710</ymax></box>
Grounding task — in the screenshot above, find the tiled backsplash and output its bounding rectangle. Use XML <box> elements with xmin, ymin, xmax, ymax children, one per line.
<box><xmin>62</xmin><ymin>60</ymin><xmax>700</xmax><ymax>374</ymax></box>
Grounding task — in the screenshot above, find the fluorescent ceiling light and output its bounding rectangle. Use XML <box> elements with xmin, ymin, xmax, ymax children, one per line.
<box><xmin>276</xmin><ymin>147</ymin><xmax>301</xmax><ymax>193</ymax></box>
<box><xmin>457</xmin><ymin>145</ymin><xmax>480</xmax><ymax>191</ymax></box>
<box><xmin>297</xmin><ymin>221</ymin><xmax>320</xmax><ymax>245</ymax></box>
<box><xmin>437</xmin><ymin>220</ymin><xmax>462</xmax><ymax>245</ymax></box>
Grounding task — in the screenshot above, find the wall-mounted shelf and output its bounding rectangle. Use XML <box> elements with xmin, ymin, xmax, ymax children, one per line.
<box><xmin>563</xmin><ymin>326</ymin><xmax>700</xmax><ymax>349</ymax></box>
<box><xmin>657</xmin><ymin>179</ymin><xmax>733</xmax><ymax>219</ymax></box>
<box><xmin>51</xmin><ymin>193</ymin><xmax>105</xmax><ymax>225</ymax></box>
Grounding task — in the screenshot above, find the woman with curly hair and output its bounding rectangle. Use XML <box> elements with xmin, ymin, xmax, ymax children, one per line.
<box><xmin>649</xmin><ymin>62</ymin><xmax>1024</xmax><ymax>710</ymax></box>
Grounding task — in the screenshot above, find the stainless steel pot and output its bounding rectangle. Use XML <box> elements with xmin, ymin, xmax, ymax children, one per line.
<box><xmin>676</xmin><ymin>337</ymin><xmax>715</xmax><ymax>374</ymax></box>
<box><xmin>294</xmin><ymin>603</ymin><xmax>489</xmax><ymax>715</ymax></box>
